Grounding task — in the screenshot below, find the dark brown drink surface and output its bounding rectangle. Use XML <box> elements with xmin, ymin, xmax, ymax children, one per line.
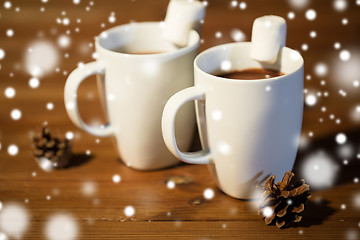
<box><xmin>217</xmin><ymin>68</ymin><xmax>284</xmax><ymax>80</ymax></box>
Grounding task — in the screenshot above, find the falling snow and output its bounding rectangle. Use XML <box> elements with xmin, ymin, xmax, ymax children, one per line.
<box><xmin>46</xmin><ymin>102</ymin><xmax>54</xmax><ymax>110</ymax></box>
<box><xmin>0</xmin><ymin>49</ymin><xmax>5</xmax><ymax>60</ymax></box>
<box><xmin>6</xmin><ymin>29</ymin><xmax>14</xmax><ymax>37</ymax></box>
<box><xmin>336</xmin><ymin>133</ymin><xmax>347</xmax><ymax>144</ymax></box>
<box><xmin>287</xmin><ymin>11</ymin><xmax>295</xmax><ymax>19</ymax></box>
<box><xmin>62</xmin><ymin>18</ymin><xmax>70</xmax><ymax>26</ymax></box>
<box><xmin>353</xmin><ymin>80</ymin><xmax>359</xmax><ymax>87</ymax></box>
<box><xmin>124</xmin><ymin>206</ymin><xmax>135</xmax><ymax>217</ymax></box>
<box><xmin>217</xmin><ymin>141</ymin><xmax>231</xmax><ymax>155</ymax></box>
<box><xmin>305</xmin><ymin>94</ymin><xmax>317</xmax><ymax>106</ymax></box>
<box><xmin>230</xmin><ymin>0</ymin><xmax>238</xmax><ymax>8</ymax></box>
<box><xmin>305</xmin><ymin>9</ymin><xmax>316</xmax><ymax>21</ymax></box>
<box><xmin>314</xmin><ymin>63</ymin><xmax>328</xmax><ymax>77</ymax></box>
<box><xmin>10</xmin><ymin>109</ymin><xmax>21</xmax><ymax>120</ymax></box>
<box><xmin>230</xmin><ymin>29</ymin><xmax>245</xmax><ymax>42</ymax></box>
<box><xmin>167</xmin><ymin>180</ymin><xmax>175</xmax><ymax>189</ymax></box>
<box><xmin>0</xmin><ymin>203</ymin><xmax>29</xmax><ymax>239</ymax></box>
<box><xmin>45</xmin><ymin>213</ymin><xmax>78</xmax><ymax>240</ymax></box>
<box><xmin>25</xmin><ymin>40</ymin><xmax>59</xmax><ymax>77</ymax></box>
<box><xmin>4</xmin><ymin>1</ymin><xmax>11</xmax><ymax>9</ymax></box>
<box><xmin>65</xmin><ymin>131</ymin><xmax>74</xmax><ymax>140</ymax></box>
<box><xmin>108</xmin><ymin>13</ymin><xmax>116</xmax><ymax>23</ymax></box>
<box><xmin>339</xmin><ymin>50</ymin><xmax>351</xmax><ymax>61</ymax></box>
<box><xmin>203</xmin><ymin>188</ymin><xmax>215</xmax><ymax>199</ymax></box>
<box><xmin>112</xmin><ymin>174</ymin><xmax>121</xmax><ymax>183</ymax></box>
<box><xmin>239</xmin><ymin>2</ymin><xmax>246</xmax><ymax>9</ymax></box>
<box><xmin>212</xmin><ymin>110</ymin><xmax>223</xmax><ymax>121</ymax></box>
<box><xmin>334</xmin><ymin>42</ymin><xmax>341</xmax><ymax>49</ymax></box>
<box><xmin>215</xmin><ymin>31</ymin><xmax>222</xmax><ymax>39</ymax></box>
<box><xmin>0</xmin><ymin>233</ymin><xmax>7</xmax><ymax>240</ymax></box>
<box><xmin>309</xmin><ymin>30</ymin><xmax>317</xmax><ymax>38</ymax></box>
<box><xmin>220</xmin><ymin>60</ymin><xmax>232</xmax><ymax>71</ymax></box>
<box><xmin>4</xmin><ymin>87</ymin><xmax>15</xmax><ymax>98</ymax></box>
<box><xmin>288</xmin><ymin>0</ymin><xmax>310</xmax><ymax>10</ymax></box>
<box><xmin>301</xmin><ymin>44</ymin><xmax>308</xmax><ymax>51</ymax></box>
<box><xmin>58</xmin><ymin>35</ymin><xmax>71</xmax><ymax>48</ymax></box>
<box><xmin>29</xmin><ymin>77</ymin><xmax>40</xmax><ymax>88</ymax></box>
<box><xmin>7</xmin><ymin>144</ymin><xmax>18</xmax><ymax>156</ymax></box>
<box><xmin>300</xmin><ymin>151</ymin><xmax>338</xmax><ymax>189</ymax></box>
<box><xmin>262</xmin><ymin>207</ymin><xmax>273</xmax><ymax>217</ymax></box>
<box><xmin>333</xmin><ymin>0</ymin><xmax>348</xmax><ymax>11</ymax></box>
<box><xmin>353</xmin><ymin>193</ymin><xmax>360</xmax><ymax>209</ymax></box>
<box><xmin>81</xmin><ymin>181</ymin><xmax>97</xmax><ymax>196</ymax></box>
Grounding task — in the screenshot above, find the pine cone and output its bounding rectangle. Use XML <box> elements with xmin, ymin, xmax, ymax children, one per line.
<box><xmin>32</xmin><ymin>125</ymin><xmax>72</xmax><ymax>170</ymax></box>
<box><xmin>258</xmin><ymin>171</ymin><xmax>311</xmax><ymax>228</ymax></box>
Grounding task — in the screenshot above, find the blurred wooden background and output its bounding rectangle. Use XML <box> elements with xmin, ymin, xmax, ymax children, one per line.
<box><xmin>0</xmin><ymin>0</ymin><xmax>359</xmax><ymax>239</ymax></box>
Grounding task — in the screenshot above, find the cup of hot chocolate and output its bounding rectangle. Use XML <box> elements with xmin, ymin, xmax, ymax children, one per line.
<box><xmin>162</xmin><ymin>41</ymin><xmax>304</xmax><ymax>199</ymax></box>
<box><xmin>64</xmin><ymin>22</ymin><xmax>200</xmax><ymax>170</ymax></box>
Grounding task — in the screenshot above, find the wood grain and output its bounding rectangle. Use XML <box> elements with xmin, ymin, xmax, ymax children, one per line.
<box><xmin>0</xmin><ymin>0</ymin><xmax>359</xmax><ymax>239</ymax></box>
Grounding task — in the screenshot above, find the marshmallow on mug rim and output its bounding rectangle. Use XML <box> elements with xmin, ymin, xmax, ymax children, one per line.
<box><xmin>163</xmin><ymin>0</ymin><xmax>206</xmax><ymax>47</ymax></box>
<box><xmin>250</xmin><ymin>15</ymin><xmax>287</xmax><ymax>63</ymax></box>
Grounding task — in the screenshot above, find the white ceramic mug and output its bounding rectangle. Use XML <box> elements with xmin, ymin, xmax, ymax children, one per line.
<box><xmin>162</xmin><ymin>42</ymin><xmax>304</xmax><ymax>198</ymax></box>
<box><xmin>64</xmin><ymin>22</ymin><xmax>200</xmax><ymax>170</ymax></box>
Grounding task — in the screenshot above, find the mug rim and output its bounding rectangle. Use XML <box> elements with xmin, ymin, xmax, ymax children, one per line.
<box><xmin>194</xmin><ymin>42</ymin><xmax>304</xmax><ymax>83</ymax></box>
<box><xmin>95</xmin><ymin>21</ymin><xmax>200</xmax><ymax>58</ymax></box>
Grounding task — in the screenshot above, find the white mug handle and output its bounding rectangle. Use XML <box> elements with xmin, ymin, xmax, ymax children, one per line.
<box><xmin>64</xmin><ymin>61</ymin><xmax>115</xmax><ymax>137</ymax></box>
<box><xmin>162</xmin><ymin>86</ymin><xmax>211</xmax><ymax>164</ymax></box>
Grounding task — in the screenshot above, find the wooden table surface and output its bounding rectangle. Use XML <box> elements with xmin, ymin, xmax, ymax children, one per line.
<box><xmin>1</xmin><ymin>0</ymin><xmax>360</xmax><ymax>239</ymax></box>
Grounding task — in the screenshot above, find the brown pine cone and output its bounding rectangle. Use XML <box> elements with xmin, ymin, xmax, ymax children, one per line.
<box><xmin>32</xmin><ymin>124</ymin><xmax>72</xmax><ymax>170</ymax></box>
<box><xmin>258</xmin><ymin>171</ymin><xmax>311</xmax><ymax>228</ymax></box>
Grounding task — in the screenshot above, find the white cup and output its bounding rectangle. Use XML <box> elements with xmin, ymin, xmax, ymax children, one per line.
<box><xmin>64</xmin><ymin>22</ymin><xmax>200</xmax><ymax>170</ymax></box>
<box><xmin>162</xmin><ymin>42</ymin><xmax>304</xmax><ymax>198</ymax></box>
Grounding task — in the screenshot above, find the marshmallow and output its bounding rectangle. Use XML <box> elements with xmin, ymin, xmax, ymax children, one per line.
<box><xmin>163</xmin><ymin>0</ymin><xmax>206</xmax><ymax>47</ymax></box>
<box><xmin>250</xmin><ymin>15</ymin><xmax>287</xmax><ymax>63</ymax></box>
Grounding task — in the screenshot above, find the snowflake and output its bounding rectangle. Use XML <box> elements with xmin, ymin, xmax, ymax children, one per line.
<box><xmin>10</xmin><ymin>109</ymin><xmax>21</xmax><ymax>120</ymax></box>
<box><xmin>288</xmin><ymin>11</ymin><xmax>295</xmax><ymax>19</ymax></box>
<box><xmin>300</xmin><ymin>151</ymin><xmax>338</xmax><ymax>189</ymax></box>
<box><xmin>29</xmin><ymin>77</ymin><xmax>40</xmax><ymax>88</ymax></box>
<box><xmin>314</xmin><ymin>63</ymin><xmax>328</xmax><ymax>77</ymax></box>
<box><xmin>339</xmin><ymin>50</ymin><xmax>351</xmax><ymax>61</ymax></box>
<box><xmin>58</xmin><ymin>35</ymin><xmax>71</xmax><ymax>48</ymax></box>
<box><xmin>4</xmin><ymin>1</ymin><xmax>11</xmax><ymax>9</ymax></box>
<box><xmin>239</xmin><ymin>1</ymin><xmax>246</xmax><ymax>9</ymax></box>
<box><xmin>305</xmin><ymin>94</ymin><xmax>317</xmax><ymax>106</ymax></box>
<box><xmin>203</xmin><ymin>188</ymin><xmax>215</xmax><ymax>199</ymax></box>
<box><xmin>7</xmin><ymin>144</ymin><xmax>18</xmax><ymax>156</ymax></box>
<box><xmin>333</xmin><ymin>0</ymin><xmax>347</xmax><ymax>11</ymax></box>
<box><xmin>45</xmin><ymin>213</ymin><xmax>78</xmax><ymax>240</ymax></box>
<box><xmin>124</xmin><ymin>206</ymin><xmax>135</xmax><ymax>217</ymax></box>
<box><xmin>335</xmin><ymin>133</ymin><xmax>347</xmax><ymax>144</ymax></box>
<box><xmin>4</xmin><ymin>87</ymin><xmax>15</xmax><ymax>98</ymax></box>
<box><xmin>6</xmin><ymin>29</ymin><xmax>14</xmax><ymax>37</ymax></box>
<box><xmin>0</xmin><ymin>203</ymin><xmax>29</xmax><ymax>239</ymax></box>
<box><xmin>0</xmin><ymin>49</ymin><xmax>5</xmax><ymax>59</ymax></box>
<box><xmin>65</xmin><ymin>131</ymin><xmax>74</xmax><ymax>140</ymax></box>
<box><xmin>230</xmin><ymin>29</ymin><xmax>245</xmax><ymax>42</ymax></box>
<box><xmin>288</xmin><ymin>0</ymin><xmax>309</xmax><ymax>10</ymax></box>
<box><xmin>305</xmin><ymin>9</ymin><xmax>316</xmax><ymax>21</ymax></box>
<box><xmin>112</xmin><ymin>174</ymin><xmax>121</xmax><ymax>183</ymax></box>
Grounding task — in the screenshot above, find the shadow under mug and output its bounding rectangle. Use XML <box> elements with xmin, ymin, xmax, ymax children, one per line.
<box><xmin>162</xmin><ymin>42</ymin><xmax>304</xmax><ymax>198</ymax></box>
<box><xmin>64</xmin><ymin>22</ymin><xmax>200</xmax><ymax>170</ymax></box>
